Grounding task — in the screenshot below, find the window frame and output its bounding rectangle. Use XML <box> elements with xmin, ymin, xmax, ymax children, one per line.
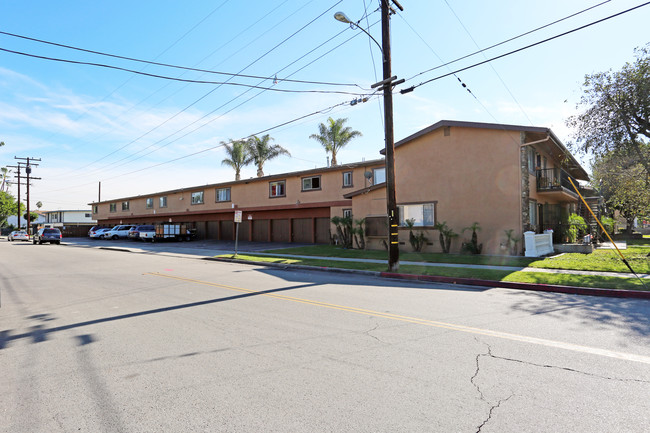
<box><xmin>342</xmin><ymin>171</ymin><xmax>353</xmax><ymax>188</ymax></box>
<box><xmin>269</xmin><ymin>180</ymin><xmax>286</xmax><ymax>198</ymax></box>
<box><xmin>93</xmin><ymin>205</ymin><xmax>98</xmax><ymax>214</ymax></box>
<box><xmin>121</xmin><ymin>201</ymin><xmax>129</xmax><ymax>211</ymax></box>
<box><xmin>373</xmin><ymin>167</ymin><xmax>386</xmax><ymax>185</ymax></box>
<box><xmin>145</xmin><ymin>198</ymin><xmax>154</xmax><ymax>209</ymax></box>
<box><xmin>191</xmin><ymin>191</ymin><xmax>204</xmax><ymax>205</ymax></box>
<box><xmin>301</xmin><ymin>175</ymin><xmax>321</xmax><ymax>192</ymax></box>
<box><xmin>398</xmin><ymin>201</ymin><xmax>436</xmax><ymax>227</ymax></box>
<box><xmin>215</xmin><ymin>187</ymin><xmax>231</xmax><ymax>203</ymax></box>
<box><xmin>109</xmin><ymin>203</ymin><xmax>116</xmax><ymax>213</ymax></box>
<box><xmin>343</xmin><ymin>208</ymin><xmax>352</xmax><ymax>219</ymax></box>
<box><xmin>159</xmin><ymin>196</ymin><xmax>167</xmax><ymax>208</ymax></box>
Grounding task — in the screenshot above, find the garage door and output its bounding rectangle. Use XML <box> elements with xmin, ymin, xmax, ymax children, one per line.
<box><xmin>315</xmin><ymin>217</ymin><xmax>330</xmax><ymax>244</ymax></box>
<box><xmin>252</xmin><ymin>220</ymin><xmax>269</xmax><ymax>242</ymax></box>
<box><xmin>271</xmin><ymin>219</ymin><xmax>290</xmax><ymax>242</ymax></box>
<box><xmin>292</xmin><ymin>218</ymin><xmax>312</xmax><ymax>243</ymax></box>
<box><xmin>220</xmin><ymin>220</ymin><xmax>233</xmax><ymax>241</ymax></box>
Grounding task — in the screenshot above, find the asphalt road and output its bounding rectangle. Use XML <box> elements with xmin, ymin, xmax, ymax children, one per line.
<box><xmin>1</xmin><ymin>240</ymin><xmax>649</xmax><ymax>432</ymax></box>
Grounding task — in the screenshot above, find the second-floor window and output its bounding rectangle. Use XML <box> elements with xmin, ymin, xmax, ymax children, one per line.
<box><xmin>145</xmin><ymin>198</ymin><xmax>153</xmax><ymax>209</ymax></box>
<box><xmin>93</xmin><ymin>205</ymin><xmax>98</xmax><ymax>214</ymax></box>
<box><xmin>302</xmin><ymin>175</ymin><xmax>321</xmax><ymax>191</ymax></box>
<box><xmin>269</xmin><ymin>180</ymin><xmax>286</xmax><ymax>198</ymax></box>
<box><xmin>110</xmin><ymin>203</ymin><xmax>116</xmax><ymax>213</ymax></box>
<box><xmin>216</xmin><ymin>187</ymin><xmax>231</xmax><ymax>202</ymax></box>
<box><xmin>191</xmin><ymin>191</ymin><xmax>204</xmax><ymax>205</ymax></box>
<box><xmin>343</xmin><ymin>171</ymin><xmax>353</xmax><ymax>187</ymax></box>
<box><xmin>122</xmin><ymin>201</ymin><xmax>129</xmax><ymax>211</ymax></box>
<box><xmin>373</xmin><ymin>167</ymin><xmax>386</xmax><ymax>185</ymax></box>
<box><xmin>159</xmin><ymin>196</ymin><xmax>167</xmax><ymax>208</ymax></box>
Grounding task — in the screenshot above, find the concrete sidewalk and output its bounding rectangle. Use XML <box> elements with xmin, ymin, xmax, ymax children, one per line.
<box><xmin>241</xmin><ymin>251</ymin><xmax>650</xmax><ymax>280</ymax></box>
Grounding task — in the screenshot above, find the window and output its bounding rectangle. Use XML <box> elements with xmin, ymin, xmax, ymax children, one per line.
<box><xmin>110</xmin><ymin>203</ymin><xmax>116</xmax><ymax>213</ymax></box>
<box><xmin>269</xmin><ymin>180</ymin><xmax>286</xmax><ymax>198</ymax></box>
<box><xmin>342</xmin><ymin>171</ymin><xmax>353</xmax><ymax>188</ymax></box>
<box><xmin>343</xmin><ymin>209</ymin><xmax>352</xmax><ymax>218</ymax></box>
<box><xmin>145</xmin><ymin>198</ymin><xmax>153</xmax><ymax>209</ymax></box>
<box><xmin>191</xmin><ymin>191</ymin><xmax>204</xmax><ymax>205</ymax></box>
<box><xmin>122</xmin><ymin>201</ymin><xmax>129</xmax><ymax>211</ymax></box>
<box><xmin>216</xmin><ymin>187</ymin><xmax>231</xmax><ymax>202</ymax></box>
<box><xmin>302</xmin><ymin>175</ymin><xmax>321</xmax><ymax>191</ymax></box>
<box><xmin>527</xmin><ymin>147</ymin><xmax>536</xmax><ymax>173</ymax></box>
<box><xmin>85</xmin><ymin>213</ymin><xmax>91</xmax><ymax>218</ymax></box>
<box><xmin>93</xmin><ymin>206</ymin><xmax>98</xmax><ymax>214</ymax></box>
<box><xmin>398</xmin><ymin>203</ymin><xmax>435</xmax><ymax>227</ymax></box>
<box><xmin>159</xmin><ymin>196</ymin><xmax>167</xmax><ymax>208</ymax></box>
<box><xmin>529</xmin><ymin>200</ymin><xmax>538</xmax><ymax>228</ymax></box>
<box><xmin>373</xmin><ymin>167</ymin><xmax>386</xmax><ymax>185</ymax></box>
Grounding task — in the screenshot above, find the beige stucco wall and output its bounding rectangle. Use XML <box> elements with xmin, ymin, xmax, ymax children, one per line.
<box><xmin>353</xmin><ymin>126</ymin><xmax>524</xmax><ymax>255</ymax></box>
<box><xmin>93</xmin><ymin>162</ymin><xmax>384</xmax><ymax>224</ymax></box>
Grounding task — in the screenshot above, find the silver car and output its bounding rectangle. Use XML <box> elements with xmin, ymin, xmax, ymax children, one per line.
<box><xmin>8</xmin><ymin>230</ymin><xmax>30</xmax><ymax>241</ymax></box>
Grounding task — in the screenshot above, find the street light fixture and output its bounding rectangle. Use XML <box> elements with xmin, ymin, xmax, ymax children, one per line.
<box><xmin>334</xmin><ymin>2</ymin><xmax>403</xmax><ymax>272</ymax></box>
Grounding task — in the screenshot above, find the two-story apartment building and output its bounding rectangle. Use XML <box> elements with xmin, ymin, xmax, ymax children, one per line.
<box><xmin>91</xmin><ymin>159</ymin><xmax>386</xmax><ymax>244</ymax></box>
<box><xmin>91</xmin><ymin>120</ymin><xmax>593</xmax><ymax>255</ymax></box>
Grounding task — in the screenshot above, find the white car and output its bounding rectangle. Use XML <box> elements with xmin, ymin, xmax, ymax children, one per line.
<box><xmin>8</xmin><ymin>230</ymin><xmax>30</xmax><ymax>241</ymax></box>
<box><xmin>89</xmin><ymin>228</ymin><xmax>112</xmax><ymax>239</ymax></box>
<box><xmin>103</xmin><ymin>225</ymin><xmax>135</xmax><ymax>240</ymax></box>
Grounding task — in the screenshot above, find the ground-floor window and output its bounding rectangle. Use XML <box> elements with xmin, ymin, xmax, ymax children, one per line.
<box><xmin>529</xmin><ymin>200</ymin><xmax>538</xmax><ymax>228</ymax></box>
<box><xmin>398</xmin><ymin>202</ymin><xmax>435</xmax><ymax>227</ymax></box>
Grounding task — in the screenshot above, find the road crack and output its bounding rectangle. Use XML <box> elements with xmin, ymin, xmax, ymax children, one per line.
<box><xmin>364</xmin><ymin>322</ymin><xmax>384</xmax><ymax>343</ymax></box>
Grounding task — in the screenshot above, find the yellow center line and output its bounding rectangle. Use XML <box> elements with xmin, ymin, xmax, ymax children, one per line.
<box><xmin>146</xmin><ymin>272</ymin><xmax>650</xmax><ymax>365</ymax></box>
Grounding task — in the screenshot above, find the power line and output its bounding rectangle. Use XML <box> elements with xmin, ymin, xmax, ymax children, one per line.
<box><xmin>409</xmin><ymin>1</ymin><xmax>650</xmax><ymax>90</ymax></box>
<box><xmin>55</xmin><ymin>0</ymin><xmax>349</xmax><ymax>179</ymax></box>
<box><xmin>0</xmin><ymin>31</ymin><xmax>359</xmax><ymax>88</ymax></box>
<box><xmin>0</xmin><ymin>46</ymin><xmax>365</xmax><ymax>94</ymax></box>
<box><xmin>406</xmin><ymin>0</ymin><xmax>614</xmax><ymax>82</ymax></box>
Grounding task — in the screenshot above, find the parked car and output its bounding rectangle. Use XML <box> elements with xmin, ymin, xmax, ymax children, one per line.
<box><xmin>129</xmin><ymin>225</ymin><xmax>155</xmax><ymax>240</ymax></box>
<box><xmin>87</xmin><ymin>225</ymin><xmax>109</xmax><ymax>237</ymax></box>
<box><xmin>138</xmin><ymin>225</ymin><xmax>157</xmax><ymax>241</ymax></box>
<box><xmin>8</xmin><ymin>230</ymin><xmax>30</xmax><ymax>241</ymax></box>
<box><xmin>89</xmin><ymin>228</ymin><xmax>112</xmax><ymax>239</ymax></box>
<box><xmin>33</xmin><ymin>228</ymin><xmax>62</xmax><ymax>245</ymax></box>
<box><xmin>103</xmin><ymin>225</ymin><xmax>135</xmax><ymax>240</ymax></box>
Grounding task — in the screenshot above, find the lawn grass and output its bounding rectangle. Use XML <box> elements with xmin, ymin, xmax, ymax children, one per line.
<box><xmin>219</xmin><ymin>254</ymin><xmax>648</xmax><ymax>291</ymax></box>
<box><xmin>264</xmin><ymin>243</ymin><xmax>649</xmax><ymax>274</ymax></box>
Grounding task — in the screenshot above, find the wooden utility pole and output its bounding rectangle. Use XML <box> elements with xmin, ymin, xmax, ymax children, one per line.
<box><xmin>14</xmin><ymin>157</ymin><xmax>41</xmax><ymax>235</ymax></box>
<box><xmin>381</xmin><ymin>0</ymin><xmax>404</xmax><ymax>272</ymax></box>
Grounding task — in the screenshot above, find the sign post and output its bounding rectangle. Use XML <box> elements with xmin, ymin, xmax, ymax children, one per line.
<box><xmin>234</xmin><ymin>210</ymin><xmax>242</xmax><ymax>256</ymax></box>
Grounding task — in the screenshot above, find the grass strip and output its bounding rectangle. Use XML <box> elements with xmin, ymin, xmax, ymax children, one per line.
<box><xmin>218</xmin><ymin>254</ymin><xmax>648</xmax><ymax>291</ymax></box>
<box><xmin>263</xmin><ymin>243</ymin><xmax>650</xmax><ymax>274</ymax></box>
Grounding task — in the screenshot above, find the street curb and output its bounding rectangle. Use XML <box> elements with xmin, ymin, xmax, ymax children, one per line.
<box><xmin>380</xmin><ymin>272</ymin><xmax>650</xmax><ymax>300</ymax></box>
<box><xmin>211</xmin><ymin>257</ymin><xmax>650</xmax><ymax>300</ymax></box>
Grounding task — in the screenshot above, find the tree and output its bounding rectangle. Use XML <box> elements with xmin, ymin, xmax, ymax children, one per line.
<box><xmin>23</xmin><ymin>211</ymin><xmax>38</xmax><ymax>223</ymax></box>
<box><xmin>567</xmin><ymin>45</ymin><xmax>650</xmax><ymax>176</ymax></box>
<box><xmin>247</xmin><ymin>134</ymin><xmax>290</xmax><ymax>177</ymax></box>
<box><xmin>221</xmin><ymin>139</ymin><xmax>252</xmax><ymax>181</ymax></box>
<box><xmin>0</xmin><ymin>191</ymin><xmax>23</xmax><ymax>227</ymax></box>
<box><xmin>309</xmin><ymin>117</ymin><xmax>362</xmax><ymax>166</ymax></box>
<box><xmin>0</xmin><ymin>167</ymin><xmax>11</xmax><ymax>192</ymax></box>
<box><xmin>592</xmin><ymin>148</ymin><xmax>650</xmax><ymax>234</ymax></box>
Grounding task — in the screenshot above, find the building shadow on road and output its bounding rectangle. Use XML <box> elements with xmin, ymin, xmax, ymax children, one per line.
<box><xmin>505</xmin><ymin>290</ymin><xmax>650</xmax><ymax>339</ymax></box>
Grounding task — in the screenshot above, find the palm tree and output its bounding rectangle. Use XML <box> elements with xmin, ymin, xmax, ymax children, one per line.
<box><xmin>221</xmin><ymin>139</ymin><xmax>253</xmax><ymax>181</ymax></box>
<box><xmin>309</xmin><ymin>117</ymin><xmax>362</xmax><ymax>166</ymax></box>
<box><xmin>247</xmin><ymin>134</ymin><xmax>291</xmax><ymax>177</ymax></box>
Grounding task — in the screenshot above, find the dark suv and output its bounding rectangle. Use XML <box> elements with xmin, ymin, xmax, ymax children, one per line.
<box><xmin>33</xmin><ymin>228</ymin><xmax>62</xmax><ymax>245</ymax></box>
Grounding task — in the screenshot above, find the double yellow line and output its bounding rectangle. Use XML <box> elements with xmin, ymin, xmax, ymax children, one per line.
<box><xmin>146</xmin><ymin>272</ymin><xmax>650</xmax><ymax>365</ymax></box>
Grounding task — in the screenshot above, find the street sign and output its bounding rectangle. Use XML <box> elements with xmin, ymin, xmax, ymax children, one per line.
<box><xmin>234</xmin><ymin>210</ymin><xmax>242</xmax><ymax>223</ymax></box>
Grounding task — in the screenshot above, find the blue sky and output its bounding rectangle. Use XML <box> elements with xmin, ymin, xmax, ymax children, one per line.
<box><xmin>1</xmin><ymin>0</ymin><xmax>648</xmax><ymax>210</ymax></box>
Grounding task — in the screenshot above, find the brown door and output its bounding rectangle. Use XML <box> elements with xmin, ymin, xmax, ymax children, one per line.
<box><xmin>315</xmin><ymin>217</ymin><xmax>330</xmax><ymax>244</ymax></box>
<box><xmin>252</xmin><ymin>220</ymin><xmax>269</xmax><ymax>242</ymax></box>
<box><xmin>220</xmin><ymin>220</ymin><xmax>234</xmax><ymax>240</ymax></box>
<box><xmin>271</xmin><ymin>219</ymin><xmax>290</xmax><ymax>242</ymax></box>
<box><xmin>292</xmin><ymin>218</ymin><xmax>312</xmax><ymax>243</ymax></box>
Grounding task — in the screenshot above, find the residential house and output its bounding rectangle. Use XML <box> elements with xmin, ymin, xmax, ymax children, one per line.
<box><xmin>42</xmin><ymin>209</ymin><xmax>96</xmax><ymax>237</ymax></box>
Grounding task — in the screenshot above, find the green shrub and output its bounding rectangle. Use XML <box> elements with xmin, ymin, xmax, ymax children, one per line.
<box><xmin>566</xmin><ymin>213</ymin><xmax>588</xmax><ymax>243</ymax></box>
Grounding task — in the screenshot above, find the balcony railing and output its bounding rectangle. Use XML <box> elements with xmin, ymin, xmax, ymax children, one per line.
<box><xmin>535</xmin><ymin>168</ymin><xmax>577</xmax><ymax>193</ymax></box>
